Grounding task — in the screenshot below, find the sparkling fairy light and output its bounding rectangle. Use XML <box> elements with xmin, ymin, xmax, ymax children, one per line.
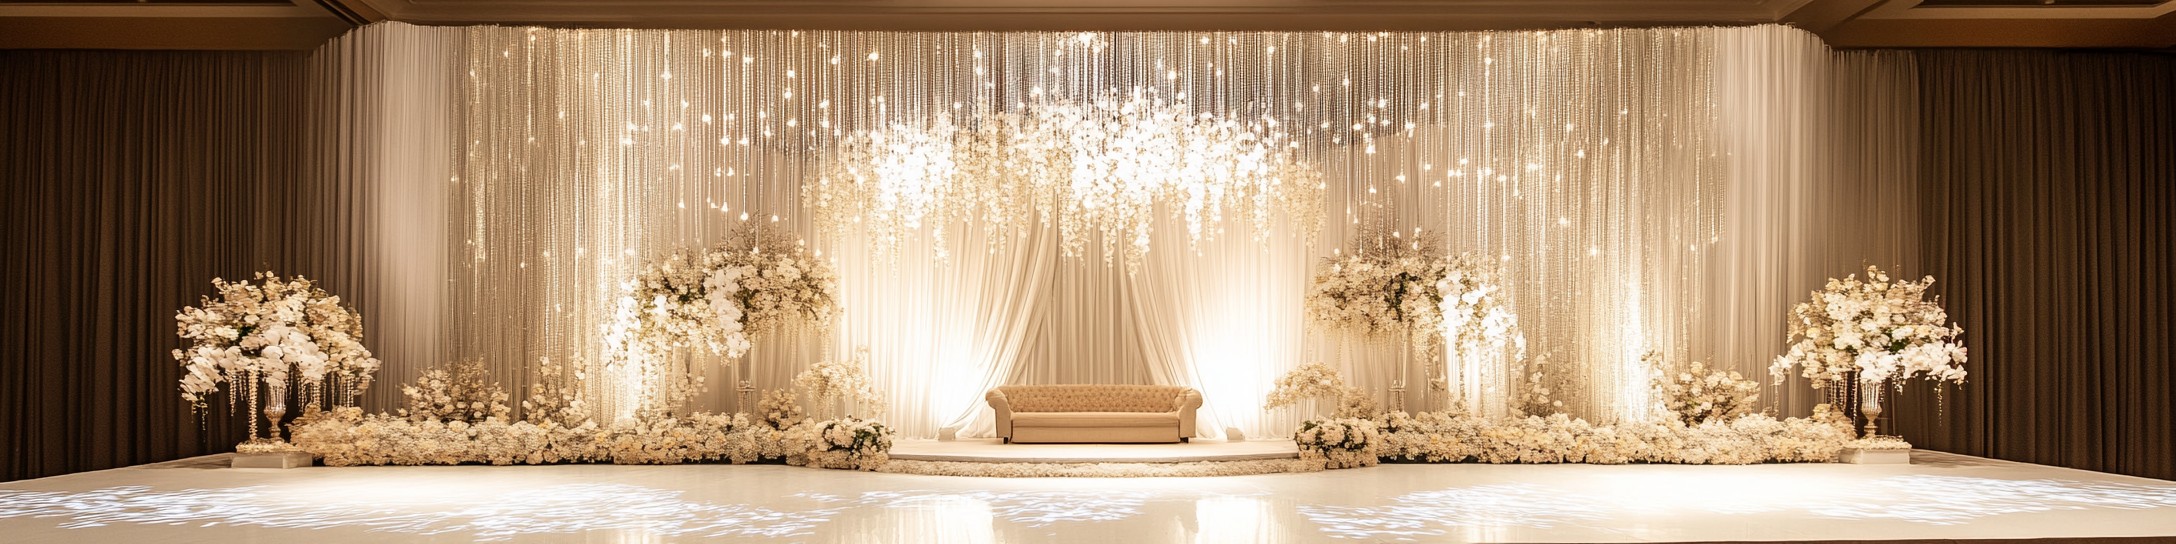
<box><xmin>450</xmin><ymin>29</ymin><xmax>1721</xmax><ymax>424</ymax></box>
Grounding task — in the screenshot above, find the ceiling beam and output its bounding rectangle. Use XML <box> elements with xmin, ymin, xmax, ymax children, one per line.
<box><xmin>1822</xmin><ymin>11</ymin><xmax>2176</xmax><ymax>48</ymax></box>
<box><xmin>0</xmin><ymin>16</ymin><xmax>351</xmax><ymax>50</ymax></box>
<box><xmin>1783</xmin><ymin>0</ymin><xmax>1887</xmax><ymax>32</ymax></box>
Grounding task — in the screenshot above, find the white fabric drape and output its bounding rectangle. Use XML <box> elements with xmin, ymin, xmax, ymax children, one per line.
<box><xmin>306</xmin><ymin>23</ymin><xmax>462</xmax><ymax>411</ymax></box>
<box><xmin>1707</xmin><ymin>27</ymin><xmax>1920</xmax><ymax>415</ymax></box>
<box><xmin>834</xmin><ymin>222</ymin><xmax>1057</xmax><ymax>438</ymax></box>
<box><xmin>312</xmin><ymin>23</ymin><xmax>1924</xmax><ymax>434</ymax></box>
<box><xmin>1123</xmin><ymin>210</ymin><xmax>1316</xmax><ymax>439</ymax></box>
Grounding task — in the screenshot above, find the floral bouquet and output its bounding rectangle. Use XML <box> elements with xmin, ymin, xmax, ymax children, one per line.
<box><xmin>756</xmin><ymin>389</ymin><xmax>806</xmax><ymax>430</ymax></box>
<box><xmin>603</xmin><ymin>227</ymin><xmax>841</xmax><ymax>414</ymax></box>
<box><xmin>1305</xmin><ymin>251</ymin><xmax>1450</xmax><ymax>338</ymax></box>
<box><xmin>522</xmin><ymin>354</ymin><xmax>592</xmax><ymax>428</ymax></box>
<box><xmin>1645</xmin><ymin>351</ymin><xmax>1761</xmax><ymax>426</ymax></box>
<box><xmin>794</xmin><ymin>346</ymin><xmax>886</xmax><ymax>418</ymax></box>
<box><xmin>1264</xmin><ymin>362</ymin><xmax>1375</xmax><ymax>419</ymax></box>
<box><xmin>1770</xmin><ymin>265</ymin><xmax>1968</xmax><ymax>391</ymax></box>
<box><xmin>1295</xmin><ymin>417</ymin><xmax>1381</xmax><ymax>469</ymax></box>
<box><xmin>171</xmin><ymin>271</ymin><xmax>379</xmax><ymax>416</ymax></box>
<box><xmin>1436</xmin><ymin>251</ymin><xmax>1525</xmax><ymax>368</ymax></box>
<box><xmin>794</xmin><ymin>416</ymin><xmax>893</xmax><ymax>471</ymax></box>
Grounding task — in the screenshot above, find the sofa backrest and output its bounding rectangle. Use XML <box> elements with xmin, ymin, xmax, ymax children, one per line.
<box><xmin>998</xmin><ymin>384</ymin><xmax>1190</xmax><ymax>413</ymax></box>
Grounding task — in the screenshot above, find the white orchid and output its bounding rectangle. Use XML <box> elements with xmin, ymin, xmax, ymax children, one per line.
<box><xmin>171</xmin><ymin>272</ymin><xmax>379</xmax><ymax>411</ymax></box>
<box><xmin>1771</xmin><ymin>266</ymin><xmax>1967</xmax><ymax>391</ymax></box>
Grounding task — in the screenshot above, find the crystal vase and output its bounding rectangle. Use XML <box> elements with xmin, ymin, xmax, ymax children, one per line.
<box><xmin>238</xmin><ymin>374</ymin><xmax>295</xmax><ymax>453</ymax></box>
<box><xmin>1859</xmin><ymin>380</ymin><xmax>1884</xmax><ymax>438</ymax></box>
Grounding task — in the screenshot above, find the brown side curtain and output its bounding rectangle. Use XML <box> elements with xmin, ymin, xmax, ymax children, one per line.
<box><xmin>0</xmin><ymin>51</ymin><xmax>312</xmax><ymax>482</ymax></box>
<box><xmin>1897</xmin><ymin>50</ymin><xmax>2176</xmax><ymax>481</ymax></box>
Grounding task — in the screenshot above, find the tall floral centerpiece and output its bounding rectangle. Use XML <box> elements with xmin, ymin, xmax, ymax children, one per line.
<box><xmin>604</xmin><ymin>228</ymin><xmax>841</xmax><ymax>418</ymax></box>
<box><xmin>172</xmin><ymin>272</ymin><xmax>380</xmax><ymax>451</ymax></box>
<box><xmin>1770</xmin><ymin>265</ymin><xmax>1968</xmax><ymax>438</ymax></box>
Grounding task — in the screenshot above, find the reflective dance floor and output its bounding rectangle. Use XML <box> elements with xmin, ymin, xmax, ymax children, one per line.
<box><xmin>3</xmin><ymin>450</ymin><xmax>2173</xmax><ymax>543</ymax></box>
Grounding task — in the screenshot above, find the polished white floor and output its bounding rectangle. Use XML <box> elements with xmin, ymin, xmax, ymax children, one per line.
<box><xmin>3</xmin><ymin>451</ymin><xmax>2174</xmax><ymax>543</ymax></box>
<box><xmin>891</xmin><ymin>438</ymin><xmax>1299</xmax><ymax>463</ymax></box>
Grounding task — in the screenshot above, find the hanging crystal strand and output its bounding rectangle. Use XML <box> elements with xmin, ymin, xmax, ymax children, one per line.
<box><xmin>245</xmin><ymin>367</ymin><xmax>260</xmax><ymax>441</ymax></box>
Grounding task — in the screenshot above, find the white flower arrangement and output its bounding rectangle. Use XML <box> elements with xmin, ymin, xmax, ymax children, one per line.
<box><xmin>171</xmin><ymin>272</ymin><xmax>380</xmax><ymax>412</ymax></box>
<box><xmin>1645</xmin><ymin>351</ymin><xmax>1761</xmax><ymax>426</ymax></box>
<box><xmin>1513</xmin><ymin>353</ymin><xmax>1569</xmax><ymax>416</ymax></box>
<box><xmin>1294</xmin><ymin>418</ymin><xmax>1381</xmax><ymax>469</ymax></box>
<box><xmin>521</xmin><ymin>355</ymin><xmax>592</xmax><ymax>428</ymax></box>
<box><xmin>603</xmin><ymin>228</ymin><xmax>841</xmax><ymax>414</ymax></box>
<box><xmin>792</xmin><ymin>417</ymin><xmax>894</xmax><ymax>471</ymax></box>
<box><xmin>398</xmin><ymin>358</ymin><xmax>512</xmax><ymax>424</ymax></box>
<box><xmin>1304</xmin><ymin>252</ymin><xmax>1449</xmax><ymax>339</ymax></box>
<box><xmin>1263</xmin><ymin>362</ymin><xmax>1376</xmax><ymax>419</ymax></box>
<box><xmin>291</xmin><ymin>407</ymin><xmax>892</xmax><ymax>471</ymax></box>
<box><xmin>793</xmin><ymin>346</ymin><xmax>886</xmax><ymax>418</ymax></box>
<box><xmin>1846</xmin><ymin>434</ymin><xmax>1915</xmax><ymax>451</ymax></box>
<box><xmin>755</xmin><ymin>388</ymin><xmax>806</xmax><ymax>430</ymax></box>
<box><xmin>1770</xmin><ymin>265</ymin><xmax>1968</xmax><ymax>390</ymax></box>
<box><xmin>1436</xmin><ymin>251</ymin><xmax>1526</xmax><ymax>373</ymax></box>
<box><xmin>810</xmin><ymin>92</ymin><xmax>1325</xmax><ymax>272</ymax></box>
<box><xmin>1374</xmin><ymin>409</ymin><xmax>1855</xmax><ymax>465</ymax></box>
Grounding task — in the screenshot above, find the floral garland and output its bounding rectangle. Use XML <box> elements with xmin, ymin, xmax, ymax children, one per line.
<box><xmin>1294</xmin><ymin>418</ymin><xmax>1382</xmax><ymax>469</ymax></box>
<box><xmin>603</xmin><ymin>228</ymin><xmax>841</xmax><ymax>414</ymax></box>
<box><xmin>291</xmin><ymin>407</ymin><xmax>891</xmax><ymax>471</ymax></box>
<box><xmin>1373</xmin><ymin>409</ymin><xmax>1855</xmax><ymax>465</ymax></box>
<box><xmin>1645</xmin><ymin>351</ymin><xmax>1761</xmax><ymax>426</ymax></box>
<box><xmin>812</xmin><ymin>92</ymin><xmax>1325</xmax><ymax>272</ymax></box>
<box><xmin>793</xmin><ymin>345</ymin><xmax>886</xmax><ymax>417</ymax></box>
<box><xmin>171</xmin><ymin>272</ymin><xmax>380</xmax><ymax>412</ymax></box>
<box><xmin>1770</xmin><ymin>265</ymin><xmax>1968</xmax><ymax>390</ymax></box>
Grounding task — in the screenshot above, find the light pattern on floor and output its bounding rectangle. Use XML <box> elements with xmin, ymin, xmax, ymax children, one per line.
<box><xmin>3</xmin><ymin>463</ymin><xmax>2174</xmax><ymax>543</ymax></box>
<box><xmin>0</xmin><ymin>483</ymin><xmax>838</xmax><ymax>541</ymax></box>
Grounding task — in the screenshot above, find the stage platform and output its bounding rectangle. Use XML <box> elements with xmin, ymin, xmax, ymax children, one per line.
<box><xmin>3</xmin><ymin>450</ymin><xmax>2173</xmax><ymax>543</ymax></box>
<box><xmin>889</xmin><ymin>438</ymin><xmax>1298</xmax><ymax>463</ymax></box>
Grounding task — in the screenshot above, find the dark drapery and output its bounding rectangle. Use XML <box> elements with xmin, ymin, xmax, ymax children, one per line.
<box><xmin>1896</xmin><ymin>50</ymin><xmax>2176</xmax><ymax>481</ymax></box>
<box><xmin>0</xmin><ymin>51</ymin><xmax>312</xmax><ymax>482</ymax></box>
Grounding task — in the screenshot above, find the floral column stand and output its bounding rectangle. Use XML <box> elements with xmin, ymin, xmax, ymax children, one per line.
<box><xmin>1770</xmin><ymin>266</ymin><xmax>1971</xmax><ymax>464</ymax></box>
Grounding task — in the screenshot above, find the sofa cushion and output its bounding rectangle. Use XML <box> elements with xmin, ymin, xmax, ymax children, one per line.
<box><xmin>1011</xmin><ymin>411</ymin><xmax>1179</xmax><ymax>428</ymax></box>
<box><xmin>999</xmin><ymin>384</ymin><xmax>1189</xmax><ymax>413</ymax></box>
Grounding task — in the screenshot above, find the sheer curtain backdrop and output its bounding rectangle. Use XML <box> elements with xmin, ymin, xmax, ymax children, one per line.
<box><xmin>314</xmin><ymin>23</ymin><xmax>1923</xmax><ymax>438</ymax></box>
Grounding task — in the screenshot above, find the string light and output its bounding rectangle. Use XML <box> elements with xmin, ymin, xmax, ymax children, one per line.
<box><xmin>451</xmin><ymin>29</ymin><xmax>1721</xmax><ymax>425</ymax></box>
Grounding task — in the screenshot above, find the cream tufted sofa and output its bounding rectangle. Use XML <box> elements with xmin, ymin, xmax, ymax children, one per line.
<box><xmin>986</xmin><ymin>384</ymin><xmax>1202</xmax><ymax>444</ymax></box>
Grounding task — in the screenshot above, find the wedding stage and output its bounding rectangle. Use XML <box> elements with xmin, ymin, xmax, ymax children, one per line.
<box><xmin>4</xmin><ymin>451</ymin><xmax>2172</xmax><ymax>543</ymax></box>
<box><xmin>41</xmin><ymin>20</ymin><xmax>2168</xmax><ymax>544</ymax></box>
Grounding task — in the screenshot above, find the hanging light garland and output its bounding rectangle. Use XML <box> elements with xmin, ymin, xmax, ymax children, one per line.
<box><xmin>809</xmin><ymin>91</ymin><xmax>1325</xmax><ymax>272</ymax></box>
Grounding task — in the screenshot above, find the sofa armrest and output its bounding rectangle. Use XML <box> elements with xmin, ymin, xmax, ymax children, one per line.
<box><xmin>986</xmin><ymin>388</ymin><xmax>1013</xmax><ymax>441</ymax></box>
<box><xmin>1175</xmin><ymin>389</ymin><xmax>1203</xmax><ymax>439</ymax></box>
